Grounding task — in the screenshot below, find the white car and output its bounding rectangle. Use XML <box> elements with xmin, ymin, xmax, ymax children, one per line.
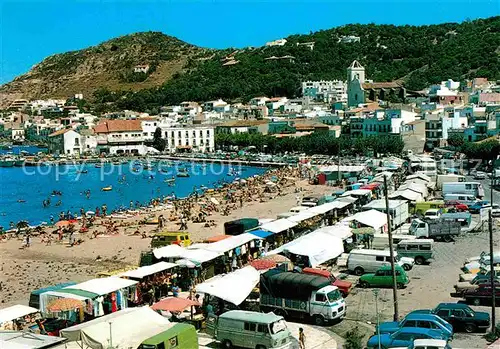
<box><xmin>424</xmin><ymin>208</ymin><xmax>441</xmax><ymax>220</ymax></box>
<box><xmin>491</xmin><ymin>204</ymin><xmax>500</xmax><ymax>217</ymax></box>
<box><xmin>474</xmin><ymin>171</ymin><xmax>487</xmax><ymax>180</ymax></box>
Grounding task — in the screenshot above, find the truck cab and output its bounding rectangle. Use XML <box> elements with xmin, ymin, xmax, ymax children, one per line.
<box><xmin>307</xmin><ymin>285</ymin><xmax>346</xmax><ymax>325</ymax></box>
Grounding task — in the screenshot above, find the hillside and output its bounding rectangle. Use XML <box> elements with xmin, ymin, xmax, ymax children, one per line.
<box><xmin>2</xmin><ymin>17</ymin><xmax>499</xmax><ymax>111</ymax></box>
<box><xmin>0</xmin><ymin>32</ymin><xmax>212</xmax><ymax>103</ymax></box>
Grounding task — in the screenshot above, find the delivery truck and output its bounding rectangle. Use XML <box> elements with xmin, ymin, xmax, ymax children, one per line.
<box><xmin>409</xmin><ymin>218</ymin><xmax>461</xmax><ymax>242</ymax></box>
<box><xmin>259</xmin><ymin>269</ymin><xmax>346</xmax><ymax>326</ymax></box>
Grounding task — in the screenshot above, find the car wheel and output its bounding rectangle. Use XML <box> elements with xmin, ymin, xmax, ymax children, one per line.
<box><xmin>359</xmin><ymin>280</ymin><xmax>369</xmax><ymax>288</ymax></box>
<box><xmin>354</xmin><ymin>267</ymin><xmax>364</xmax><ymax>276</ymax></box>
<box><xmin>222</xmin><ymin>340</ymin><xmax>233</xmax><ymax>349</ymax></box>
<box><xmin>256</xmin><ymin>346</ymin><xmax>267</xmax><ymax>349</ymax></box>
<box><xmin>442</xmin><ymin>235</ymin><xmax>453</xmax><ymax>242</ymax></box>
<box><xmin>313</xmin><ymin>315</ymin><xmax>325</xmax><ymax>326</ymax></box>
<box><xmin>464</xmin><ymin>323</ymin><xmax>477</xmax><ymax>333</ymax></box>
<box><xmin>403</xmin><ymin>264</ymin><xmax>411</xmax><ymax>271</ymax></box>
<box><xmin>397</xmin><ymin>282</ymin><xmax>405</xmax><ymax>289</ymax></box>
<box><xmin>414</xmin><ymin>256</ymin><xmax>425</xmax><ymax>265</ymax></box>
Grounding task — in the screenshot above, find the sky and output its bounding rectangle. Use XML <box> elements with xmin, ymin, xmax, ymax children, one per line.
<box><xmin>0</xmin><ymin>0</ymin><xmax>498</xmax><ymax>84</ymax></box>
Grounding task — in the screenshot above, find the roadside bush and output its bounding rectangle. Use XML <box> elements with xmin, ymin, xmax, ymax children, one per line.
<box><xmin>343</xmin><ymin>326</ymin><xmax>364</xmax><ymax>349</ymax></box>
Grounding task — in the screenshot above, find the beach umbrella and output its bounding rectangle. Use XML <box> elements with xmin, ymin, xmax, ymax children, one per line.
<box><xmin>47</xmin><ymin>298</ymin><xmax>84</xmax><ymax>312</ymax></box>
<box><xmin>151</xmin><ymin>297</ymin><xmax>200</xmax><ymax>312</ymax></box>
<box><xmin>86</xmin><ymin>211</ymin><xmax>95</xmax><ymax>216</ymax></box>
<box><xmin>55</xmin><ymin>220</ymin><xmax>70</xmax><ymax>227</ymax></box>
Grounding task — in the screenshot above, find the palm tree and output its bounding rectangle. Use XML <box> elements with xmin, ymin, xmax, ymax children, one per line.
<box><xmin>16</xmin><ymin>220</ymin><xmax>29</xmax><ymax>236</ymax></box>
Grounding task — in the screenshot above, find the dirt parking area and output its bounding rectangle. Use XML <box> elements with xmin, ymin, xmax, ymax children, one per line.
<box><xmin>327</xmin><ymin>221</ymin><xmax>499</xmax><ymax>348</ymax></box>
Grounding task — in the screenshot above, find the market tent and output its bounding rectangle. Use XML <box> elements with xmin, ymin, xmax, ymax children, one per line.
<box><xmin>340</xmin><ymin>189</ymin><xmax>372</xmax><ymax>197</ymax></box>
<box><xmin>334</xmin><ymin>200</ymin><xmax>353</xmax><ymax>209</ymax></box>
<box><xmin>314</xmin><ymin>224</ymin><xmax>353</xmax><ymax>240</ymax></box>
<box><xmin>64</xmin><ymin>277</ymin><xmax>138</xmax><ymax>297</ymax></box>
<box><xmin>286</xmin><ymin>211</ymin><xmax>318</xmax><ymax>223</ymax></box>
<box><xmin>61</xmin><ymin>307</ymin><xmax>171</xmax><ymax>349</ymax></box>
<box><xmin>389</xmin><ymin>189</ymin><xmax>423</xmax><ymax>202</ymax></box>
<box><xmin>203</xmin><ymin>233</ymin><xmax>261</xmax><ymax>254</ymax></box>
<box><xmin>267</xmin><ymin>232</ymin><xmax>344</xmax><ymax>267</ymax></box>
<box><xmin>0</xmin><ymin>305</ymin><xmax>38</xmax><ymax>325</ymax></box>
<box><xmin>153</xmin><ymin>244</ymin><xmax>186</xmax><ymax>259</ymax></box>
<box><xmin>307</xmin><ymin>201</ymin><xmax>341</xmax><ymax>214</ymax></box>
<box><xmin>176</xmin><ymin>248</ymin><xmax>222</xmax><ymax>265</ymax></box>
<box><xmin>119</xmin><ymin>262</ymin><xmax>177</xmax><ymax>280</ymax></box>
<box><xmin>151</xmin><ymin>297</ymin><xmax>200</xmax><ymax>312</ymax></box>
<box><xmin>247</xmin><ymin>229</ymin><xmax>273</xmax><ymax>239</ymax></box>
<box><xmin>406</xmin><ymin>173</ymin><xmax>431</xmax><ymax>183</ymax></box>
<box><xmin>399</xmin><ymin>182</ymin><xmax>428</xmax><ymax>198</ymax></box>
<box><xmin>345</xmin><ymin>209</ymin><xmax>387</xmax><ymax>230</ymax></box>
<box><xmin>196</xmin><ymin>266</ymin><xmax>260</xmax><ymax>305</ymax></box>
<box><xmin>260</xmin><ymin>218</ymin><xmax>297</xmax><ymax>234</ymax></box>
<box><xmin>0</xmin><ymin>331</ymin><xmax>67</xmax><ymax>349</ymax></box>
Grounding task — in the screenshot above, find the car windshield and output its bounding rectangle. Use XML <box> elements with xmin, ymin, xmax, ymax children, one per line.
<box><xmin>464</xmin><ymin>308</ymin><xmax>475</xmax><ymax>317</ymax></box>
<box><xmin>270</xmin><ymin>319</ymin><xmax>287</xmax><ymax>334</ymax></box>
<box><xmin>327</xmin><ymin>289</ymin><xmax>342</xmax><ymax>302</ymax></box>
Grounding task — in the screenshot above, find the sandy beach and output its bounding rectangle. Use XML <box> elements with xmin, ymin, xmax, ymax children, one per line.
<box><xmin>0</xmin><ymin>171</ymin><xmax>327</xmax><ymax>307</ymax></box>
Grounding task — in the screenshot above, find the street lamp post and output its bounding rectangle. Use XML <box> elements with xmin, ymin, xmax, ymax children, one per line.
<box><xmin>373</xmin><ymin>289</ymin><xmax>382</xmax><ymax>349</ymax></box>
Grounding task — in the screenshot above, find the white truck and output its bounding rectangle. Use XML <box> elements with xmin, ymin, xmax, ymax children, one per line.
<box><xmin>409</xmin><ymin>218</ymin><xmax>461</xmax><ymax>242</ymax></box>
<box><xmin>259</xmin><ymin>270</ymin><xmax>346</xmax><ymax>326</ymax></box>
<box><xmin>442</xmin><ymin>182</ymin><xmax>485</xmax><ymax>198</ymax></box>
<box><xmin>436</xmin><ymin>174</ymin><xmax>466</xmax><ymax>190</ymax></box>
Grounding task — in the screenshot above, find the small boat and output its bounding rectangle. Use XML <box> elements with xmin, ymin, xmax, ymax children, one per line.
<box><xmin>15</xmin><ymin>158</ymin><xmax>25</xmax><ymax>166</ymax></box>
<box><xmin>164</xmin><ymin>178</ymin><xmax>176</xmax><ymax>183</ymax></box>
<box><xmin>101</xmin><ymin>186</ymin><xmax>113</xmax><ymax>191</ymax></box>
<box><xmin>0</xmin><ymin>157</ymin><xmax>15</xmax><ymax>167</ymax></box>
<box><xmin>77</xmin><ymin>170</ymin><xmax>88</xmax><ymax>174</ymax></box>
<box><xmin>95</xmin><ymin>164</ymin><xmax>102</xmax><ymax>168</ymax></box>
<box><xmin>177</xmin><ymin>172</ymin><xmax>189</xmax><ymax>177</ymax></box>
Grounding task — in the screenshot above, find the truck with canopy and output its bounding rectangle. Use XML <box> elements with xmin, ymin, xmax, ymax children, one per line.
<box><xmin>259</xmin><ymin>269</ymin><xmax>346</xmax><ymax>326</ymax></box>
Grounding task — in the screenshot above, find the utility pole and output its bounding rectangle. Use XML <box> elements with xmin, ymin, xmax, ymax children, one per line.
<box><xmin>490</xmin><ymin>169</ymin><xmax>496</xmax><ymax>332</ymax></box>
<box><xmin>383</xmin><ymin>175</ymin><xmax>399</xmax><ymax>321</ymax></box>
<box><xmin>373</xmin><ymin>289</ymin><xmax>382</xmax><ymax>349</ymax></box>
<box><xmin>337</xmin><ymin>142</ymin><xmax>341</xmax><ymax>185</ymax></box>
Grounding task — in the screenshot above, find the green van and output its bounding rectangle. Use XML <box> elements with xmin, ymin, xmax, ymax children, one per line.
<box><xmin>358</xmin><ymin>265</ymin><xmax>409</xmax><ymax>289</ymax></box>
<box><xmin>139</xmin><ymin>323</ymin><xmax>198</xmax><ymax>349</ymax></box>
<box><xmin>396</xmin><ymin>239</ymin><xmax>434</xmax><ymax>265</ymax></box>
<box><xmin>206</xmin><ymin>310</ymin><xmax>293</xmax><ymax>349</ymax></box>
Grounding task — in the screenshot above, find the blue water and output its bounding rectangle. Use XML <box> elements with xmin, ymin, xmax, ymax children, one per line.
<box><xmin>0</xmin><ymin>161</ymin><xmax>267</xmax><ymax>229</ymax></box>
<box><xmin>0</xmin><ymin>145</ymin><xmax>47</xmax><ymax>155</ymax></box>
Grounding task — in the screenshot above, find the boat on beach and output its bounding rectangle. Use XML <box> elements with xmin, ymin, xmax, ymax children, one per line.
<box><xmin>0</xmin><ymin>157</ymin><xmax>15</xmax><ymax>167</ymax></box>
<box><xmin>101</xmin><ymin>186</ymin><xmax>113</xmax><ymax>191</ymax></box>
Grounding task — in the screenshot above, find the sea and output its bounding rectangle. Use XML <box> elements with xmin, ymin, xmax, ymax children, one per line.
<box><xmin>0</xmin><ymin>147</ymin><xmax>267</xmax><ymax>229</ymax></box>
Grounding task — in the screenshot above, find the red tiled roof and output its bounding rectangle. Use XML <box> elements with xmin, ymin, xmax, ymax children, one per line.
<box><xmin>94</xmin><ymin>119</ymin><xmax>142</xmax><ymax>133</ymax></box>
<box><xmin>48</xmin><ymin>129</ymin><xmax>72</xmax><ymax>137</ymax></box>
<box><xmin>362</xmin><ymin>82</ymin><xmax>402</xmax><ymax>89</ymax></box>
<box><xmin>479</xmin><ymin>93</ymin><xmax>500</xmax><ymax>103</ymax></box>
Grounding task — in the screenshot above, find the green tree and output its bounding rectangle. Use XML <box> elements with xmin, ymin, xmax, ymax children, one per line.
<box><xmin>152</xmin><ymin>127</ymin><xmax>166</xmax><ymax>152</ymax></box>
<box><xmin>448</xmin><ymin>133</ymin><xmax>465</xmax><ymax>148</ymax></box>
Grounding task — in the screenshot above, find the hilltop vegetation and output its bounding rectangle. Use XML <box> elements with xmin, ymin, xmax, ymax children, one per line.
<box><xmin>1</xmin><ymin>17</ymin><xmax>499</xmax><ymax>111</ymax></box>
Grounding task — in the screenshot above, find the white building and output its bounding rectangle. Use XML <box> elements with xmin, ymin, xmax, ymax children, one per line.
<box><xmin>161</xmin><ymin>126</ymin><xmax>215</xmax><ymax>153</ymax></box>
<box><xmin>47</xmin><ymin>129</ymin><xmax>82</xmax><ymax>155</ymax></box>
<box><xmin>424</xmin><ymin>108</ymin><xmax>468</xmax><ymax>149</ymax></box>
<box><xmin>250</xmin><ymin>96</ymin><xmax>270</xmax><ymax>106</ymax></box>
<box><xmin>179</xmin><ymin>102</ymin><xmax>202</xmax><ymax>116</ymax></box>
<box><xmin>94</xmin><ymin>119</ymin><xmax>147</xmax><ymax>155</ymax></box>
<box><xmin>302</xmin><ymin>80</ymin><xmax>347</xmax><ymax>102</ymax></box>
<box><xmin>134</xmin><ymin>65</ymin><xmax>150</xmax><ymax>73</ymax></box>
<box><xmin>203</xmin><ymin>99</ymin><xmax>230</xmax><ymax>112</ymax></box>
<box><xmin>265</xmin><ymin>39</ymin><xmax>287</xmax><ymax>47</ymax></box>
<box><xmin>11</xmin><ymin>128</ymin><xmax>25</xmax><ymax>141</ymax></box>
<box><xmin>339</xmin><ymin>35</ymin><xmax>361</xmax><ymax>43</ymax></box>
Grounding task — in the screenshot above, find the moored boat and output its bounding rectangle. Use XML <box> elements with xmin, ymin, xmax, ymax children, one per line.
<box><xmin>0</xmin><ymin>157</ymin><xmax>15</xmax><ymax>167</ymax></box>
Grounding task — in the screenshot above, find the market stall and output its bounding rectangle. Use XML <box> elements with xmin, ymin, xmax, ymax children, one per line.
<box><xmin>196</xmin><ymin>266</ymin><xmax>260</xmax><ymax>305</ymax></box>
<box><xmin>0</xmin><ymin>304</ymin><xmax>39</xmax><ymax>330</ymax></box>
<box><xmin>60</xmin><ymin>307</ymin><xmax>171</xmax><ymax>349</ymax></box>
<box><xmin>344</xmin><ymin>209</ymin><xmax>388</xmax><ymax>233</ymax></box>
<box><xmin>119</xmin><ymin>262</ymin><xmax>177</xmax><ymax>281</ymax></box>
<box><xmin>260</xmin><ymin>218</ymin><xmax>297</xmax><ymax>234</ymax></box>
<box><xmin>267</xmin><ymin>231</ymin><xmax>344</xmax><ymax>267</ymax></box>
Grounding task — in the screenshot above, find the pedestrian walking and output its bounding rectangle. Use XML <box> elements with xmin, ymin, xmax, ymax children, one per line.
<box><xmin>298</xmin><ymin>328</ymin><xmax>306</xmax><ymax>349</ymax></box>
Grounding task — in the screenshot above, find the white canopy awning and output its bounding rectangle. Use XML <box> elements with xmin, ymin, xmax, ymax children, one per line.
<box><xmin>286</xmin><ymin>211</ymin><xmax>318</xmax><ymax>223</ymax></box>
<box><xmin>176</xmin><ymin>248</ymin><xmax>222</xmax><ymax>265</ymax></box>
<box><xmin>307</xmin><ymin>201</ymin><xmax>340</xmax><ymax>214</ymax></box>
<box><xmin>314</xmin><ymin>224</ymin><xmax>353</xmax><ymax>240</ymax></box>
<box><xmin>260</xmin><ymin>218</ymin><xmax>297</xmax><ymax>234</ymax></box>
<box><xmin>203</xmin><ymin>233</ymin><xmax>261</xmax><ymax>254</ymax></box>
<box><xmin>400</xmin><ymin>182</ymin><xmax>428</xmax><ymax>197</ymax></box>
<box><xmin>153</xmin><ymin>244</ymin><xmax>186</xmax><ymax>259</ymax></box>
<box><xmin>406</xmin><ymin>173</ymin><xmax>431</xmax><ymax>182</ymax></box>
<box><xmin>336</xmin><ymin>196</ymin><xmax>358</xmax><ymax>204</ymax></box>
<box><xmin>389</xmin><ymin>189</ymin><xmax>423</xmax><ymax>202</ymax></box>
<box><xmin>0</xmin><ymin>305</ymin><xmax>39</xmax><ymax>325</ymax></box>
<box><xmin>267</xmin><ymin>232</ymin><xmax>344</xmax><ymax>267</ymax></box>
<box><xmin>196</xmin><ymin>266</ymin><xmax>260</xmax><ymax>305</ymax></box>
<box><xmin>341</xmin><ymin>189</ymin><xmax>372</xmax><ymax>197</ymax></box>
<box><xmin>119</xmin><ymin>262</ymin><xmax>177</xmax><ymax>279</ymax></box>
<box><xmin>345</xmin><ymin>209</ymin><xmax>388</xmax><ymax>230</ymax></box>
<box><xmin>64</xmin><ymin>277</ymin><xmax>138</xmax><ymax>296</ymax></box>
<box><xmin>61</xmin><ymin>307</ymin><xmax>171</xmax><ymax>349</ymax></box>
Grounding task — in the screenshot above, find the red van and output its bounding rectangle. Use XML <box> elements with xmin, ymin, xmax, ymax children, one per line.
<box><xmin>303</xmin><ymin>267</ymin><xmax>353</xmax><ymax>297</ymax></box>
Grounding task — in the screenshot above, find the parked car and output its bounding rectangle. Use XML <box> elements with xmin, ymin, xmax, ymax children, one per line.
<box><xmin>366</xmin><ymin>328</ymin><xmax>447</xmax><ymax>349</ymax></box>
<box><xmin>358</xmin><ymin>265</ymin><xmax>409</xmax><ymax>289</ymax></box>
<box><xmin>454</xmin><ymin>278</ymin><xmax>495</xmax><ymax>295</ymax></box>
<box><xmin>474</xmin><ymin>172</ymin><xmax>487</xmax><ymax>180</ymax></box>
<box><xmin>462</xmin><ymin>281</ymin><xmax>500</xmax><ymax>306</ymax></box>
<box><xmin>410</xmin><ymin>303</ymin><xmax>490</xmax><ymax>333</ymax></box>
<box><xmin>491</xmin><ymin>204</ymin><xmax>500</xmax><ymax>217</ymax></box>
<box><xmin>377</xmin><ymin>313</ymin><xmax>453</xmax><ymax>339</ymax></box>
<box><xmin>396</xmin><ymin>239</ymin><xmax>434</xmax><ymax>265</ymax></box>
<box><xmin>468</xmin><ymin>201</ymin><xmax>490</xmax><ymax>214</ymax></box>
<box><xmin>302</xmin><ymin>267</ymin><xmax>353</xmax><ymax>297</ymax></box>
<box><xmin>347</xmin><ymin>249</ymin><xmax>414</xmax><ymax>275</ymax></box>
<box><xmin>409</xmin><ymin>339</ymin><xmax>451</xmax><ymax>349</ymax></box>
<box><xmin>445</xmin><ymin>201</ymin><xmax>468</xmax><ymax>212</ymax></box>
<box><xmin>424</xmin><ymin>209</ymin><xmax>441</xmax><ymax>220</ymax></box>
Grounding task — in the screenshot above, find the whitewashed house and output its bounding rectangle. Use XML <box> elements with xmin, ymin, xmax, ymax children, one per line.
<box><xmin>48</xmin><ymin>129</ymin><xmax>82</xmax><ymax>155</ymax></box>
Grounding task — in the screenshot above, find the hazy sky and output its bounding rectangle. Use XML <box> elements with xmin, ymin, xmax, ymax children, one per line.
<box><xmin>1</xmin><ymin>0</ymin><xmax>498</xmax><ymax>84</ymax></box>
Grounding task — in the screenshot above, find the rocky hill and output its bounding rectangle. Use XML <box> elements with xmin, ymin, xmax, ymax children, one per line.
<box><xmin>1</xmin><ymin>17</ymin><xmax>499</xmax><ymax>110</ymax></box>
<box><xmin>0</xmin><ymin>32</ymin><xmax>212</xmax><ymax>103</ymax></box>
